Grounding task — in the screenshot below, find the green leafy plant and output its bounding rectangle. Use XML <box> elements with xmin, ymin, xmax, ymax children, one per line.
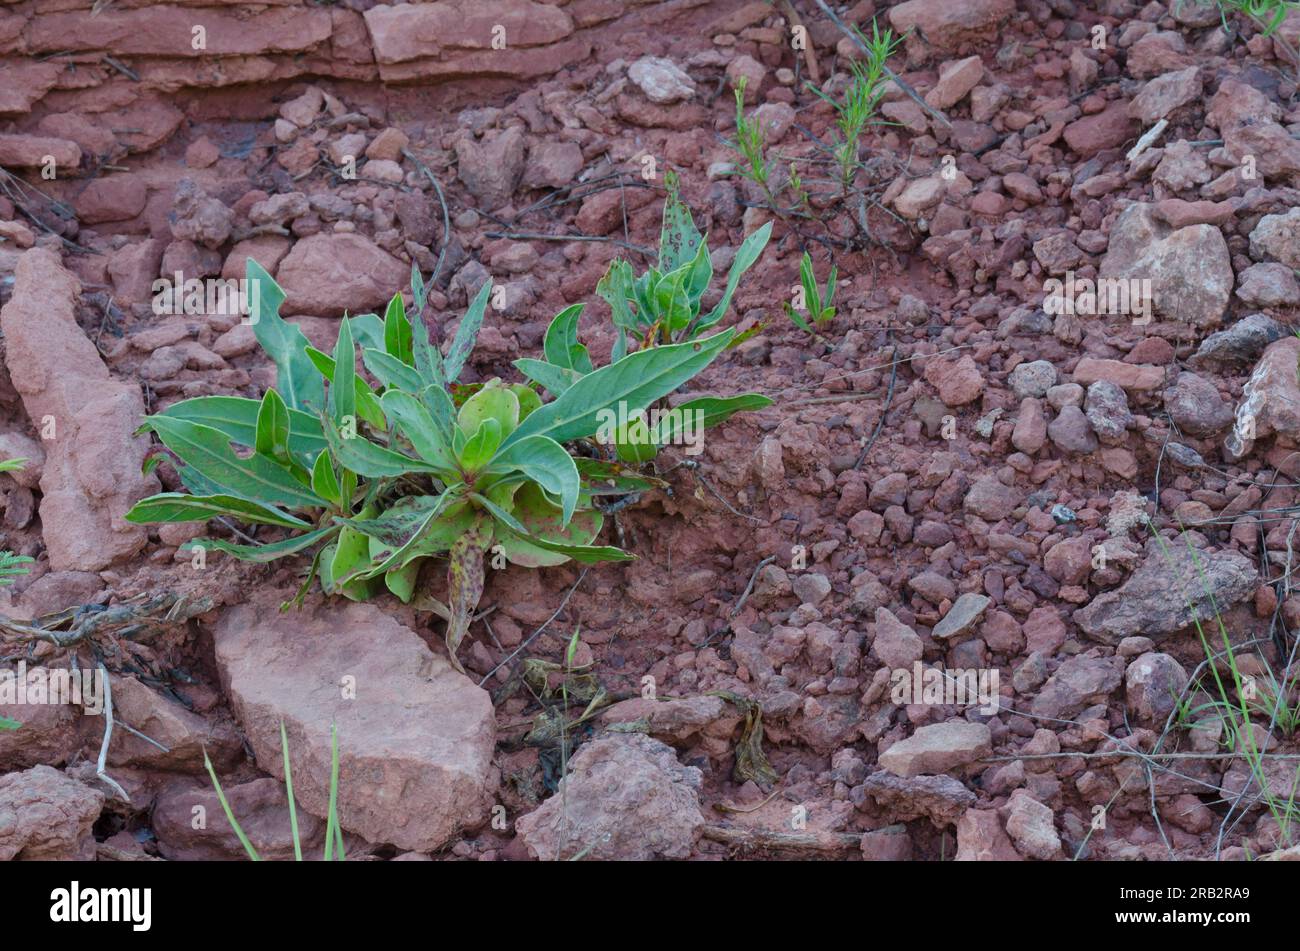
<box><xmin>0</xmin><ymin>458</ymin><xmax>33</xmax><ymax>587</ymax></box>
<box><xmin>593</xmin><ymin>171</ymin><xmax>772</xmax><ymax>357</ymax></box>
<box><xmin>516</xmin><ymin>177</ymin><xmax>774</xmax><ymax>463</ymax></box>
<box><xmin>124</xmin><ymin>261</ymin><xmax>394</xmax><ymax>606</ymax></box>
<box><xmin>732</xmin><ymin>77</ymin><xmax>779</xmax><ymax>208</ymax></box>
<box><xmin>729</xmin><ymin>18</ymin><xmax>900</xmax><ymax>253</ymax></box>
<box><xmin>0</xmin><ymin>551</ymin><xmax>32</xmax><ymax>586</ymax></box>
<box><xmin>783</xmin><ymin>252</ymin><xmax>838</xmax><ymax>332</ymax></box>
<box><xmin>204</xmin><ymin>720</ymin><xmax>344</xmax><ymax>861</ymax></box>
<box><xmin>807</xmin><ymin>20</ymin><xmax>900</xmax><ymax>194</ymax></box>
<box><xmin>128</xmin><ymin>241</ymin><xmax>765</xmax><ymax>668</ymax></box>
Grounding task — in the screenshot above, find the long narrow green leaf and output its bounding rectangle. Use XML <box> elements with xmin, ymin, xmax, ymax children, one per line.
<box><xmin>411</xmin><ymin>262</ymin><xmax>427</xmax><ymax>312</ymax></box>
<box><xmin>280</xmin><ymin>721</ymin><xmax>302</xmax><ymax>862</ymax></box>
<box><xmin>444</xmin><ymin>280</ymin><xmax>492</xmax><ymax>383</ymax></box>
<box><xmin>383</xmin><ymin>293</ymin><xmax>414</xmax><ymax>364</ymax></box>
<box><xmin>362</xmin><ymin>347</ymin><xmax>424</xmax><ymax>393</ymax></box>
<box><xmin>322</xmin><ymin>417</ymin><xmax>442</xmax><ymax>479</ymax></box>
<box><xmin>305</xmin><ymin>345</ymin><xmax>385</xmax><ymax>431</ymax></box>
<box><xmin>505</xmin><ymin>329</ymin><xmax>736</xmax><ymax>448</ymax></box>
<box><xmin>183</xmin><ymin>525</ymin><xmax>337</xmax><ymax>564</ymax></box>
<box><xmin>125</xmin><ymin>492</ymin><xmax>311</xmax><ymax>528</ymax></box>
<box><xmin>326</xmin><ymin>723</ymin><xmax>344</xmax><ymax>862</ymax></box>
<box><xmin>651</xmin><ymin>393</ymin><xmax>773</xmax><ymax>444</ymax></box>
<box><xmin>330</xmin><ymin>318</ymin><xmax>357</xmax><ymax>429</ymax></box>
<box><xmin>513</xmin><ymin>358</ymin><xmax>581</xmax><ymax>397</ymax></box>
<box><xmin>421</xmin><ymin>384</ymin><xmax>457</xmax><ymax>444</ymax></box>
<box><xmin>204</xmin><ymin>750</ymin><xmax>261</xmax><ymax>861</ymax></box>
<box><xmin>696</xmin><ymin>220</ymin><xmax>772</xmax><ymax>330</ymax></box>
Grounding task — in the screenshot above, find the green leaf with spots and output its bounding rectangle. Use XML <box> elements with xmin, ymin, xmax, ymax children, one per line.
<box><xmin>658</xmin><ymin>171</ymin><xmax>704</xmax><ymax>273</ymax></box>
<box><xmin>491</xmin><ymin>483</ymin><xmax>603</xmax><ymax>567</ymax></box>
<box><xmin>323</xmin><ymin>524</ymin><xmax>379</xmax><ymax>601</ymax></box>
<box><xmin>445</xmin><ymin>280</ymin><xmax>492</xmax><ymax>383</ymax></box>
<box><xmin>381</xmin><ymin>389</ymin><xmax>457</xmax><ymax>473</ymax></box>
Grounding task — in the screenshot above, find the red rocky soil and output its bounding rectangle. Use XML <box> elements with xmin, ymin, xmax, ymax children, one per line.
<box><xmin>2</xmin><ymin>0</ymin><xmax>1300</xmax><ymax>862</ymax></box>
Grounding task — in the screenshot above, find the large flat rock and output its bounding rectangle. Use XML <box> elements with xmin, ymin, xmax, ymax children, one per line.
<box><xmin>213</xmin><ymin>593</ymin><xmax>497</xmax><ymax>852</ymax></box>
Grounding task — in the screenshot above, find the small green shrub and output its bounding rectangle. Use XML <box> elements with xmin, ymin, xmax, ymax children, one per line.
<box><xmin>807</xmin><ymin>21</ymin><xmax>900</xmax><ymax>195</ymax></box>
<box><xmin>592</xmin><ymin>171</ymin><xmax>772</xmax><ymax>355</ymax></box>
<box><xmin>731</xmin><ymin>19</ymin><xmax>899</xmax><ymax>221</ymax></box>
<box><xmin>783</xmin><ymin>252</ymin><xmax>838</xmax><ymax>332</ymax></box>
<box><xmin>1151</xmin><ymin>525</ymin><xmax>1300</xmax><ymax>849</ymax></box>
<box><xmin>127</xmin><ymin>186</ymin><xmax>769</xmax><ymax>669</ymax></box>
<box><xmin>518</xmin><ymin>173</ymin><xmax>773</xmax><ymax>462</ymax></box>
<box><xmin>732</xmin><ymin>78</ymin><xmax>779</xmax><ymax>207</ymax></box>
<box><xmin>0</xmin><ymin>550</ymin><xmax>31</xmax><ymax>587</ymax></box>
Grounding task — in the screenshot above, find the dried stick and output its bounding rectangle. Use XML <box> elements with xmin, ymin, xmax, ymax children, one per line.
<box><xmin>702</xmin><ymin>823</ymin><xmax>862</xmax><ymax>853</ymax></box>
<box><xmin>732</xmin><ymin>555</ymin><xmax>778</xmax><ymax>618</ymax></box>
<box><xmin>95</xmin><ymin>663</ymin><xmax>128</xmax><ymax>801</ymax></box>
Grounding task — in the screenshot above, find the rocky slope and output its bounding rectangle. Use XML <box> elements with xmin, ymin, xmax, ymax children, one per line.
<box><xmin>1</xmin><ymin>0</ymin><xmax>1300</xmax><ymax>861</ymax></box>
